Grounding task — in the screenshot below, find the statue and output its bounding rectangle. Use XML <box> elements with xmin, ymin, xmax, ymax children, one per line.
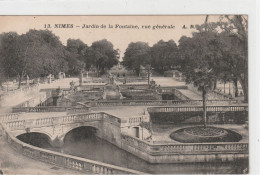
<box><xmin>70</xmin><ymin>81</ymin><xmax>75</xmax><ymax>92</ymax></box>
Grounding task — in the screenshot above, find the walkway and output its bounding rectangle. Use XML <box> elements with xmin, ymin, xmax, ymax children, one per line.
<box><xmin>152</xmin><ymin>77</ymin><xmax>186</xmax><ymax>87</ymax></box>
<box><xmin>0</xmin><ymin>134</ymin><xmax>86</xmax><ymax>174</ymax></box>
<box><xmin>39</xmin><ymin>78</ymin><xmax>79</xmax><ymax>89</ymax></box>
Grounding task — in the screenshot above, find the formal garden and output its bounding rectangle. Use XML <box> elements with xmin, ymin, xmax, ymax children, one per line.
<box><xmin>0</xmin><ymin>15</ymin><xmax>249</xmax><ymax>174</ymax></box>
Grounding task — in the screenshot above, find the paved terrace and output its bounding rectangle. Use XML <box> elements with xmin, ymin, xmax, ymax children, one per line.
<box><xmin>152</xmin><ymin>77</ymin><xmax>186</xmax><ymax>87</ymax></box>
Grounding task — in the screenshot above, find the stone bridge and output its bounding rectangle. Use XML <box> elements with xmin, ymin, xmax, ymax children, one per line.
<box><xmin>4</xmin><ymin>112</ymin><xmax>123</xmax><ymax>147</ymax></box>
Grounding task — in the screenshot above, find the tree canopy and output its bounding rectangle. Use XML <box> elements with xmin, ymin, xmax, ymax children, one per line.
<box><xmin>65</xmin><ymin>39</ymin><xmax>88</xmax><ymax>75</ymax></box>
<box><xmin>85</xmin><ymin>39</ymin><xmax>119</xmax><ymax>76</ymax></box>
<box><xmin>150</xmin><ymin>40</ymin><xmax>179</xmax><ymax>73</ymax></box>
<box><xmin>122</xmin><ymin>42</ymin><xmax>151</xmax><ymax>76</ymax></box>
<box><xmin>0</xmin><ymin>30</ymin><xmax>69</xmax><ymax>88</ymax></box>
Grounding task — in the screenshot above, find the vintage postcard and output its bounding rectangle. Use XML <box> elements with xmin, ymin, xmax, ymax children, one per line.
<box><xmin>0</xmin><ymin>15</ymin><xmax>249</xmax><ymax>174</ymax></box>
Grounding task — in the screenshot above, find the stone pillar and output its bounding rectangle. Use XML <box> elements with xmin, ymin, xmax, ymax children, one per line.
<box><xmin>50</xmin><ymin>136</ymin><xmax>64</xmax><ymax>148</ymax></box>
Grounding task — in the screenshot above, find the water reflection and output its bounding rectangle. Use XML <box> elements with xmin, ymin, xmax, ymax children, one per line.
<box><xmin>17</xmin><ymin>127</ymin><xmax>248</xmax><ymax>174</ymax></box>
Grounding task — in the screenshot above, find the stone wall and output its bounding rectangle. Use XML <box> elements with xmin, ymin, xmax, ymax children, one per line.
<box><xmin>120</xmin><ymin>134</ymin><xmax>248</xmax><ymax>164</ymax></box>
<box><xmin>0</xmin><ymin>84</ymin><xmax>39</xmax><ymax>107</ymax></box>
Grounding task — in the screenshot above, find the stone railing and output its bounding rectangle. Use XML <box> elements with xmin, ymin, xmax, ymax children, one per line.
<box><xmin>121</xmin><ymin>115</ymin><xmax>150</xmax><ymax>127</ymax></box>
<box><xmin>4</xmin><ymin>112</ymin><xmax>120</xmax><ymax>131</ymax></box>
<box><xmin>12</xmin><ymin>105</ymin><xmax>90</xmax><ymax>114</ymax></box>
<box><xmin>62</xmin><ymin>113</ymin><xmax>103</xmax><ymax>124</ymax></box>
<box><xmin>119</xmin><ymin>84</ymin><xmax>149</xmax><ymax>90</ymax></box>
<box><xmin>12</xmin><ymin>106</ymin><xmax>69</xmax><ymax>113</ymax></box>
<box><xmin>66</xmin><ymin>107</ymin><xmax>91</xmax><ymax>114</ymax></box>
<box><xmin>147</xmin><ymin>105</ymin><xmax>248</xmax><ymax>113</ymax></box>
<box><xmin>121</xmin><ymin>133</ymin><xmax>248</xmax><ymax>155</ymax></box>
<box><xmin>83</xmin><ymin>77</ymin><xmax>107</xmax><ymax>84</ymax></box>
<box><xmin>159</xmin><ymin>86</ymin><xmax>188</xmax><ymax>92</ymax></box>
<box><xmin>0</xmin><ymin>112</ymin><xmax>21</xmax><ymax>122</ymax></box>
<box><xmin>0</xmin><ymin>123</ymin><xmax>144</xmax><ymax>174</ymax></box>
<box><xmin>85</xmin><ymin>99</ymin><xmax>242</xmax><ymax>107</ymax></box>
<box><xmin>116</xmin><ymin>77</ymin><xmax>147</xmax><ymax>83</ymax></box>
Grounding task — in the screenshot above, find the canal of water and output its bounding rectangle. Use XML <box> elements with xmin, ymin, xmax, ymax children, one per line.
<box><xmin>17</xmin><ymin>127</ymin><xmax>248</xmax><ymax>174</ymax></box>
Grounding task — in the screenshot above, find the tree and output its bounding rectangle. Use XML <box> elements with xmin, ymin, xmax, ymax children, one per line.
<box><xmin>0</xmin><ymin>30</ymin><xmax>68</xmax><ymax>88</ymax></box>
<box><xmin>122</xmin><ymin>42</ymin><xmax>151</xmax><ymax>76</ymax></box>
<box><xmin>65</xmin><ymin>39</ymin><xmax>88</xmax><ymax>75</ymax></box>
<box><xmin>85</xmin><ymin>39</ymin><xmax>119</xmax><ymax>77</ymax></box>
<box><xmin>0</xmin><ymin>32</ymin><xmax>19</xmax><ymax>88</ymax></box>
<box><xmin>217</xmin><ymin>15</ymin><xmax>248</xmax><ymax>102</ymax></box>
<box><xmin>150</xmin><ymin>40</ymin><xmax>179</xmax><ymax>74</ymax></box>
<box><xmin>179</xmin><ymin>30</ymin><xmax>221</xmax><ymax>128</ymax></box>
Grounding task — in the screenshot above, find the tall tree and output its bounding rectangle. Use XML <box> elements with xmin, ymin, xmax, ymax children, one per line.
<box><xmin>85</xmin><ymin>39</ymin><xmax>119</xmax><ymax>77</ymax></box>
<box><xmin>65</xmin><ymin>39</ymin><xmax>88</xmax><ymax>75</ymax></box>
<box><xmin>179</xmin><ymin>29</ymin><xmax>221</xmax><ymax>128</ymax></box>
<box><xmin>217</xmin><ymin>15</ymin><xmax>248</xmax><ymax>102</ymax></box>
<box><xmin>0</xmin><ymin>32</ymin><xmax>19</xmax><ymax>88</ymax></box>
<box><xmin>122</xmin><ymin>42</ymin><xmax>151</xmax><ymax>76</ymax></box>
<box><xmin>150</xmin><ymin>40</ymin><xmax>179</xmax><ymax>74</ymax></box>
<box><xmin>0</xmin><ymin>30</ymin><xmax>68</xmax><ymax>88</ymax></box>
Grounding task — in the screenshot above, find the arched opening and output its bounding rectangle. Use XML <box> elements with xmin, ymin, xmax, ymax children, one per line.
<box><xmin>16</xmin><ymin>132</ymin><xmax>52</xmax><ymax>148</ymax></box>
<box><xmin>133</xmin><ymin>127</ymin><xmax>140</xmax><ymax>138</ymax></box>
<box><xmin>63</xmin><ymin>126</ymin><xmax>98</xmax><ymax>144</ymax></box>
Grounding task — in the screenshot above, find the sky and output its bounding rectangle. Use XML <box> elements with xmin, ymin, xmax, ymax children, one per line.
<box><xmin>0</xmin><ymin>15</ymin><xmax>221</xmax><ymax>59</ymax></box>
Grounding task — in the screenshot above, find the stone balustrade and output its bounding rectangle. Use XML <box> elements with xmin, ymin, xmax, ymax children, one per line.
<box><xmin>121</xmin><ymin>115</ymin><xmax>150</xmax><ymax>127</ymax></box>
<box><xmin>119</xmin><ymin>84</ymin><xmax>149</xmax><ymax>90</ymax></box>
<box><xmin>4</xmin><ymin>112</ymin><xmax>120</xmax><ymax>131</ymax></box>
<box><xmin>12</xmin><ymin>106</ymin><xmax>90</xmax><ymax>114</ymax></box>
<box><xmin>0</xmin><ymin>123</ymin><xmax>144</xmax><ymax>174</ymax></box>
<box><xmin>85</xmin><ymin>99</ymin><xmax>242</xmax><ymax>107</ymax></box>
<box><xmin>12</xmin><ymin>106</ymin><xmax>69</xmax><ymax>113</ymax></box>
<box><xmin>121</xmin><ymin>133</ymin><xmax>248</xmax><ymax>155</ymax></box>
<box><xmin>63</xmin><ymin>113</ymin><xmax>103</xmax><ymax>124</ymax></box>
<box><xmin>6</xmin><ymin>120</ymin><xmax>25</xmax><ymax>130</ymax></box>
<box><xmin>0</xmin><ymin>112</ymin><xmax>21</xmax><ymax>122</ymax></box>
<box><xmin>66</xmin><ymin>107</ymin><xmax>91</xmax><ymax>114</ymax></box>
<box><xmin>148</xmin><ymin>105</ymin><xmax>248</xmax><ymax>113</ymax></box>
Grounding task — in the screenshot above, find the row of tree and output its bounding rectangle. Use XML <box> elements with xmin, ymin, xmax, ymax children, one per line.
<box><xmin>0</xmin><ymin>30</ymin><xmax>119</xmax><ymax>88</ymax></box>
<box><xmin>122</xmin><ymin>15</ymin><xmax>248</xmax><ymax>103</ymax></box>
<box><xmin>122</xmin><ymin>40</ymin><xmax>179</xmax><ymax>76</ymax></box>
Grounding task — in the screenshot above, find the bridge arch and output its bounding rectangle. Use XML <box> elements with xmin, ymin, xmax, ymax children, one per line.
<box><xmin>16</xmin><ymin>132</ymin><xmax>53</xmax><ymax>147</ymax></box>
<box><xmin>62</xmin><ymin>126</ymin><xmax>98</xmax><ymax>143</ymax></box>
<box><xmin>59</xmin><ymin>122</ymin><xmax>103</xmax><ymax>144</ymax></box>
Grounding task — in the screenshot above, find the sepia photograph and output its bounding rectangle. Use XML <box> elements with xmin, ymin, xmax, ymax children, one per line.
<box><xmin>0</xmin><ymin>15</ymin><xmax>249</xmax><ymax>174</ymax></box>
